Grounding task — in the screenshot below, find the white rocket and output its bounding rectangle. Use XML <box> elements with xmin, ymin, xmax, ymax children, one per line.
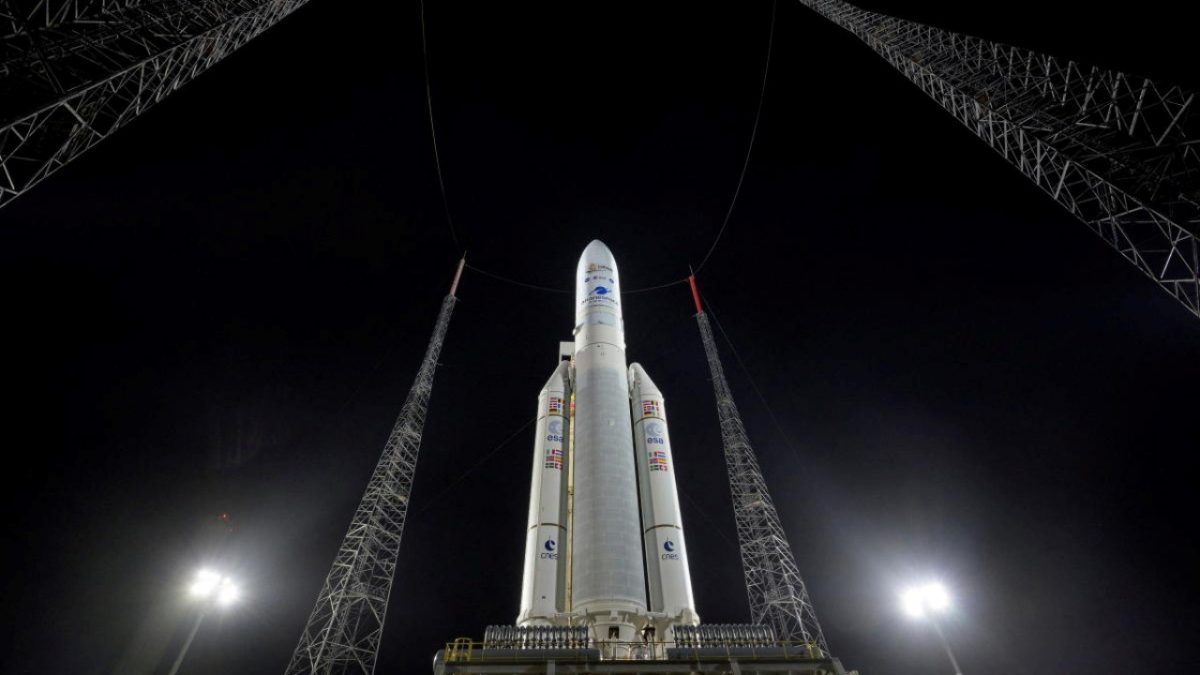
<box><xmin>517</xmin><ymin>240</ymin><xmax>698</xmax><ymax>649</ymax></box>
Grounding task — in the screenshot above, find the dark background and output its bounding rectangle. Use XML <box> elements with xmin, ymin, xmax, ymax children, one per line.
<box><xmin>1</xmin><ymin>1</ymin><xmax>1197</xmax><ymax>673</ymax></box>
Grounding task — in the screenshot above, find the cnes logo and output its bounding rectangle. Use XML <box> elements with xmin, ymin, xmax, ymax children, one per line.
<box><xmin>662</xmin><ymin>540</ymin><xmax>680</xmax><ymax>560</ymax></box>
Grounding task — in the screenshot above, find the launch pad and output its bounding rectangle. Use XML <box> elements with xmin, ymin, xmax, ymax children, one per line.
<box><xmin>432</xmin><ymin>639</ymin><xmax>854</xmax><ymax>675</ymax></box>
<box><xmin>432</xmin><ymin>626</ymin><xmax>854</xmax><ymax>675</ymax></box>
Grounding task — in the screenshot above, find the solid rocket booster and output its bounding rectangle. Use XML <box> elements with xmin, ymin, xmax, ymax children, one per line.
<box><xmin>630</xmin><ymin>363</ymin><xmax>698</xmax><ymax>625</ymax></box>
<box><xmin>517</xmin><ymin>361</ymin><xmax>571</xmax><ymax>625</ymax></box>
<box><xmin>571</xmin><ymin>240</ymin><xmax>647</xmax><ymax>638</ymax></box>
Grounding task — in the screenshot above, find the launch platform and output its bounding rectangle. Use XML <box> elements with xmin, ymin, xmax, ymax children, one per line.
<box><xmin>432</xmin><ymin>639</ymin><xmax>854</xmax><ymax>675</ymax></box>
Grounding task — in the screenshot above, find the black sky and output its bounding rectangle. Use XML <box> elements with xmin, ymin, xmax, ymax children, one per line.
<box><xmin>1</xmin><ymin>1</ymin><xmax>1198</xmax><ymax>674</ymax></box>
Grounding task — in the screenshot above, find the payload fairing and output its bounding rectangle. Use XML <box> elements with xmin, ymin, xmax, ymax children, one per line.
<box><xmin>517</xmin><ymin>241</ymin><xmax>698</xmax><ymax>652</ymax></box>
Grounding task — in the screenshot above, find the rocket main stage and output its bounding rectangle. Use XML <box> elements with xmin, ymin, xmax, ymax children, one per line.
<box><xmin>517</xmin><ymin>240</ymin><xmax>698</xmax><ymax>655</ymax></box>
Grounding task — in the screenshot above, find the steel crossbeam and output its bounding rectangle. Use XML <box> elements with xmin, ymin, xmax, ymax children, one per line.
<box><xmin>797</xmin><ymin>0</ymin><xmax>1199</xmax><ymax>318</ymax></box>
<box><xmin>0</xmin><ymin>0</ymin><xmax>313</xmax><ymax>208</ymax></box>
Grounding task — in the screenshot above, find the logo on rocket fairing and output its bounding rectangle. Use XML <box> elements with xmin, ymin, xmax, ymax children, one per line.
<box><xmin>540</xmin><ymin>538</ymin><xmax>559</xmax><ymax>560</ymax></box>
<box><xmin>591</xmin><ymin>286</ymin><xmax>608</xmax><ymax>295</ymax></box>
<box><xmin>662</xmin><ymin>540</ymin><xmax>680</xmax><ymax>560</ymax></box>
<box><xmin>647</xmin><ymin>417</ymin><xmax>668</xmax><ymax>471</ymax></box>
<box><xmin>544</xmin><ymin>418</ymin><xmax>564</xmax><ymax>470</ymax></box>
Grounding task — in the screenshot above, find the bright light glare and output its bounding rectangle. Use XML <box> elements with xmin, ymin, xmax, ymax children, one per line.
<box><xmin>189</xmin><ymin>569</ymin><xmax>221</xmax><ymax>598</ymax></box>
<box><xmin>901</xmin><ymin>581</ymin><xmax>951</xmax><ymax>618</ymax></box>
<box><xmin>188</xmin><ymin>568</ymin><xmax>240</xmax><ymax>607</ymax></box>
<box><xmin>216</xmin><ymin>582</ymin><xmax>240</xmax><ymax>606</ymax></box>
<box><xmin>901</xmin><ymin>588</ymin><xmax>926</xmax><ymax>618</ymax></box>
<box><xmin>922</xmin><ymin>582</ymin><xmax>950</xmax><ymax>611</ymax></box>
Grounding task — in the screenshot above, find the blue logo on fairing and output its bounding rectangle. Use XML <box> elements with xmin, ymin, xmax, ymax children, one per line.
<box><xmin>545</xmin><ymin>539</ymin><xmax>557</xmax><ymax>552</ymax></box>
<box><xmin>591</xmin><ymin>286</ymin><xmax>608</xmax><ymax>295</ymax></box>
<box><xmin>662</xmin><ymin>540</ymin><xmax>680</xmax><ymax>560</ymax></box>
<box><xmin>540</xmin><ymin>538</ymin><xmax>559</xmax><ymax>559</ymax></box>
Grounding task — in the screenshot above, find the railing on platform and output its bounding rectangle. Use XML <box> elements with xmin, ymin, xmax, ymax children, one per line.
<box><xmin>441</xmin><ymin>639</ymin><xmax>827</xmax><ymax>664</ymax></box>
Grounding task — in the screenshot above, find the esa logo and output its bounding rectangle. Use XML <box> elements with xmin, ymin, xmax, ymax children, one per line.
<box><xmin>546</xmin><ymin>419</ymin><xmax>564</xmax><ymax>443</ymax></box>
<box><xmin>646</xmin><ymin>422</ymin><xmax>665</xmax><ymax>444</ymax></box>
<box><xmin>540</xmin><ymin>539</ymin><xmax>559</xmax><ymax>560</ymax></box>
<box><xmin>661</xmin><ymin>540</ymin><xmax>680</xmax><ymax>560</ymax></box>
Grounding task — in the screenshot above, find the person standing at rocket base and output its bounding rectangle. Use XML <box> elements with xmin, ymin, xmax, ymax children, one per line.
<box><xmin>517</xmin><ymin>240</ymin><xmax>699</xmax><ymax>655</ymax></box>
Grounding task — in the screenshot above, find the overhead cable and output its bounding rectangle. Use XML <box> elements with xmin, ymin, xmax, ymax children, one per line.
<box><xmin>420</xmin><ymin>0</ymin><xmax>462</xmax><ymax>252</ymax></box>
<box><xmin>695</xmin><ymin>0</ymin><xmax>777</xmax><ymax>273</ymax></box>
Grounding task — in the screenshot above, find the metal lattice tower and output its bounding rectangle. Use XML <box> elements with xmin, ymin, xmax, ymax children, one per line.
<box><xmin>285</xmin><ymin>259</ymin><xmax>464</xmax><ymax>675</ymax></box>
<box><xmin>688</xmin><ymin>279</ymin><xmax>828</xmax><ymax>655</ymax></box>
<box><xmin>795</xmin><ymin>0</ymin><xmax>1199</xmax><ymax>318</ymax></box>
<box><xmin>0</xmin><ymin>0</ymin><xmax>315</xmax><ymax>208</ymax></box>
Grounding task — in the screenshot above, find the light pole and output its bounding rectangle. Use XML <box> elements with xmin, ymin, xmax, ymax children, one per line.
<box><xmin>901</xmin><ymin>581</ymin><xmax>963</xmax><ymax>675</ymax></box>
<box><xmin>167</xmin><ymin>569</ymin><xmax>240</xmax><ymax>675</ymax></box>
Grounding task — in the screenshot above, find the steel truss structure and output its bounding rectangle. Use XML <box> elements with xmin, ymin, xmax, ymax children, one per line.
<box><xmin>285</xmin><ymin>260</ymin><xmax>464</xmax><ymax>675</ymax></box>
<box><xmin>694</xmin><ymin>308</ymin><xmax>829</xmax><ymax>655</ymax></box>
<box><xmin>0</xmin><ymin>0</ymin><xmax>313</xmax><ymax>208</ymax></box>
<box><xmin>796</xmin><ymin>0</ymin><xmax>1199</xmax><ymax>318</ymax></box>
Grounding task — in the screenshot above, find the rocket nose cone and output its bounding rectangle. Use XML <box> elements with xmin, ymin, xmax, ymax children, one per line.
<box><xmin>577</xmin><ymin>239</ymin><xmax>619</xmax><ymax>278</ymax></box>
<box><xmin>581</xmin><ymin>239</ymin><xmax>614</xmax><ymax>263</ymax></box>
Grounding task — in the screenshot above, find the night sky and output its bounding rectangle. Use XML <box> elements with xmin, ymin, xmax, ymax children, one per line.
<box><xmin>2</xmin><ymin>1</ymin><xmax>1197</xmax><ymax>674</ymax></box>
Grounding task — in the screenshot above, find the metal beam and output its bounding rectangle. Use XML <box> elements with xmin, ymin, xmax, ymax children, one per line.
<box><xmin>0</xmin><ymin>0</ymin><xmax>314</xmax><ymax>209</ymax></box>
<box><xmin>796</xmin><ymin>0</ymin><xmax>1200</xmax><ymax>318</ymax></box>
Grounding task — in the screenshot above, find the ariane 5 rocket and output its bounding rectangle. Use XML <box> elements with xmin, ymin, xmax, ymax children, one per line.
<box><xmin>518</xmin><ymin>240</ymin><xmax>698</xmax><ymax>651</ymax></box>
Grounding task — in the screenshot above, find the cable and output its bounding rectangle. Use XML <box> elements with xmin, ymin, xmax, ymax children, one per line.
<box><xmin>679</xmin><ymin>486</ymin><xmax>738</xmax><ymax>549</ymax></box>
<box><xmin>695</xmin><ymin>0</ymin><xmax>777</xmax><ymax>274</ymax></box>
<box><xmin>413</xmin><ymin>416</ymin><xmax>537</xmax><ymax>516</ymax></box>
<box><xmin>465</xmin><ymin>263</ymin><xmax>571</xmax><ymax>294</ymax></box>
<box><xmin>702</xmin><ymin>291</ymin><xmax>804</xmax><ymax>461</ymax></box>
<box><xmin>420</xmin><ymin>0</ymin><xmax>462</xmax><ymax>253</ymax></box>
<box><xmin>466</xmin><ymin>262</ymin><xmax>688</xmax><ymax>296</ymax></box>
<box><xmin>623</xmin><ymin>277</ymin><xmax>690</xmax><ymax>295</ymax></box>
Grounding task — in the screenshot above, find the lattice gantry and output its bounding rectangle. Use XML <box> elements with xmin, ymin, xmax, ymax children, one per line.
<box><xmin>0</xmin><ymin>0</ymin><xmax>315</xmax><ymax>208</ymax></box>
<box><xmin>797</xmin><ymin>0</ymin><xmax>1199</xmax><ymax>318</ymax></box>
<box><xmin>694</xmin><ymin>309</ymin><xmax>828</xmax><ymax>655</ymax></box>
<box><xmin>285</xmin><ymin>288</ymin><xmax>458</xmax><ymax>675</ymax></box>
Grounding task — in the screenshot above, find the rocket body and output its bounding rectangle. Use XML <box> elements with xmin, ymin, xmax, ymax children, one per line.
<box><xmin>570</xmin><ymin>242</ymin><xmax>647</xmax><ymax>643</ymax></box>
<box><xmin>516</xmin><ymin>241</ymin><xmax>698</xmax><ymax>651</ymax></box>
